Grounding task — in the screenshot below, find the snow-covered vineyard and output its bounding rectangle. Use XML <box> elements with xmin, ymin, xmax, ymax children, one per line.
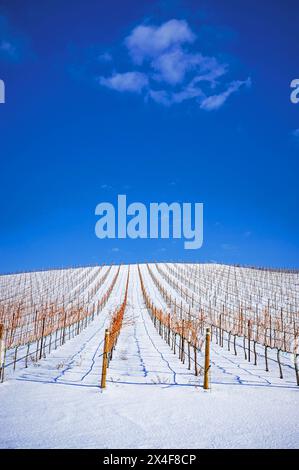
<box><xmin>0</xmin><ymin>263</ymin><xmax>298</xmax><ymax>448</ymax></box>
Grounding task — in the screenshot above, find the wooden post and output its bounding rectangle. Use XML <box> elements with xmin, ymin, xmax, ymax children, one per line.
<box><xmin>61</xmin><ymin>308</ymin><xmax>67</xmax><ymax>345</ymax></box>
<box><xmin>55</xmin><ymin>329</ymin><xmax>58</xmax><ymax>349</ymax></box>
<box><xmin>101</xmin><ymin>329</ymin><xmax>110</xmax><ymax>389</ymax></box>
<box><xmin>253</xmin><ymin>340</ymin><xmax>257</xmax><ymax>365</ymax></box>
<box><xmin>203</xmin><ymin>328</ymin><xmax>211</xmax><ymax>390</ymax></box>
<box><xmin>25</xmin><ymin>343</ymin><xmax>30</xmax><ymax>368</ymax></box>
<box><xmin>36</xmin><ymin>338</ymin><xmax>40</xmax><ymax>361</ymax></box>
<box><xmin>49</xmin><ymin>334</ymin><xmax>52</xmax><ymax>354</ymax></box>
<box><xmin>243</xmin><ymin>335</ymin><xmax>247</xmax><ymax>360</ymax></box>
<box><xmin>277</xmin><ymin>349</ymin><xmax>283</xmax><ymax>379</ymax></box>
<box><xmin>248</xmin><ymin>320</ymin><xmax>251</xmax><ymax>362</ymax></box>
<box><xmin>233</xmin><ymin>334</ymin><xmax>237</xmax><ymax>355</ymax></box>
<box><xmin>194</xmin><ymin>345</ymin><xmax>198</xmax><ymax>376</ymax></box>
<box><xmin>13</xmin><ymin>346</ymin><xmax>18</xmax><ymax>371</ymax></box>
<box><xmin>219</xmin><ymin>313</ymin><xmax>222</xmax><ymax>347</ymax></box>
<box><xmin>265</xmin><ymin>345</ymin><xmax>269</xmax><ymax>372</ymax></box>
<box><xmin>39</xmin><ymin>317</ymin><xmax>46</xmax><ymax>360</ymax></box>
<box><xmin>181</xmin><ymin>320</ymin><xmax>185</xmax><ymax>363</ymax></box>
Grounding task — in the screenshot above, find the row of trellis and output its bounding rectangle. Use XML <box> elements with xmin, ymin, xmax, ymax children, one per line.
<box><xmin>159</xmin><ymin>263</ymin><xmax>298</xmax><ymax>352</ymax></box>
<box><xmin>138</xmin><ymin>266</ymin><xmax>213</xmax><ymax>388</ymax></box>
<box><xmin>0</xmin><ymin>266</ymin><xmax>120</xmax><ymax>381</ymax></box>
<box><xmin>146</xmin><ymin>263</ymin><xmax>299</xmax><ymax>385</ymax></box>
<box><xmin>101</xmin><ymin>269</ymin><xmax>130</xmax><ymax>388</ymax></box>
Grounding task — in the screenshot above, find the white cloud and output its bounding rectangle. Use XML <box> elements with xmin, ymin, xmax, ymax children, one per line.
<box><xmin>192</xmin><ymin>58</ymin><xmax>228</xmax><ymax>87</ymax></box>
<box><xmin>148</xmin><ymin>89</ymin><xmax>171</xmax><ymax>106</ymax></box>
<box><xmin>99</xmin><ymin>71</ymin><xmax>149</xmax><ymax>93</ymax></box>
<box><xmin>125</xmin><ymin>19</ymin><xmax>195</xmax><ymax>64</ymax></box>
<box><xmin>149</xmin><ymin>80</ymin><xmax>204</xmax><ymax>106</ymax></box>
<box><xmin>151</xmin><ymin>48</ymin><xmax>203</xmax><ymax>85</ymax></box>
<box><xmin>200</xmin><ymin>78</ymin><xmax>251</xmax><ymax>111</ymax></box>
<box><xmin>98</xmin><ymin>19</ymin><xmax>251</xmax><ymax>111</ymax></box>
<box><xmin>292</xmin><ymin>129</ymin><xmax>299</xmax><ymax>139</ymax></box>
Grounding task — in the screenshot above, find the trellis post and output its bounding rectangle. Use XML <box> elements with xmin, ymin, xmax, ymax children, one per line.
<box><xmin>204</xmin><ymin>328</ymin><xmax>211</xmax><ymax>390</ymax></box>
<box><xmin>101</xmin><ymin>329</ymin><xmax>110</xmax><ymax>389</ymax></box>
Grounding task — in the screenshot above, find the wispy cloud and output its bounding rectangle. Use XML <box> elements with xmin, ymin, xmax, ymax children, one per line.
<box><xmin>98</xmin><ymin>19</ymin><xmax>251</xmax><ymax>110</ymax></box>
<box><xmin>99</xmin><ymin>71</ymin><xmax>148</xmax><ymax>93</ymax></box>
<box><xmin>125</xmin><ymin>19</ymin><xmax>195</xmax><ymax>65</ymax></box>
<box><xmin>200</xmin><ymin>78</ymin><xmax>251</xmax><ymax>111</ymax></box>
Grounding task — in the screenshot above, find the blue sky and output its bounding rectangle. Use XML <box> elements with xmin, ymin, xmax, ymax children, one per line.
<box><xmin>0</xmin><ymin>0</ymin><xmax>298</xmax><ymax>272</ymax></box>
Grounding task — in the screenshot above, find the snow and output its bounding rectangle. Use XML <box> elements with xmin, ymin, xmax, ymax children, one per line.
<box><xmin>0</xmin><ymin>264</ymin><xmax>298</xmax><ymax>449</ymax></box>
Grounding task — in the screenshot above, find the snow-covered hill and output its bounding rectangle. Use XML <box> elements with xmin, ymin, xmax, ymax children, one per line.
<box><xmin>0</xmin><ymin>264</ymin><xmax>298</xmax><ymax>448</ymax></box>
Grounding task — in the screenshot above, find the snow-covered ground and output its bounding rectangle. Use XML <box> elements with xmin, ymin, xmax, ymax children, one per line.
<box><xmin>0</xmin><ymin>264</ymin><xmax>298</xmax><ymax>449</ymax></box>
